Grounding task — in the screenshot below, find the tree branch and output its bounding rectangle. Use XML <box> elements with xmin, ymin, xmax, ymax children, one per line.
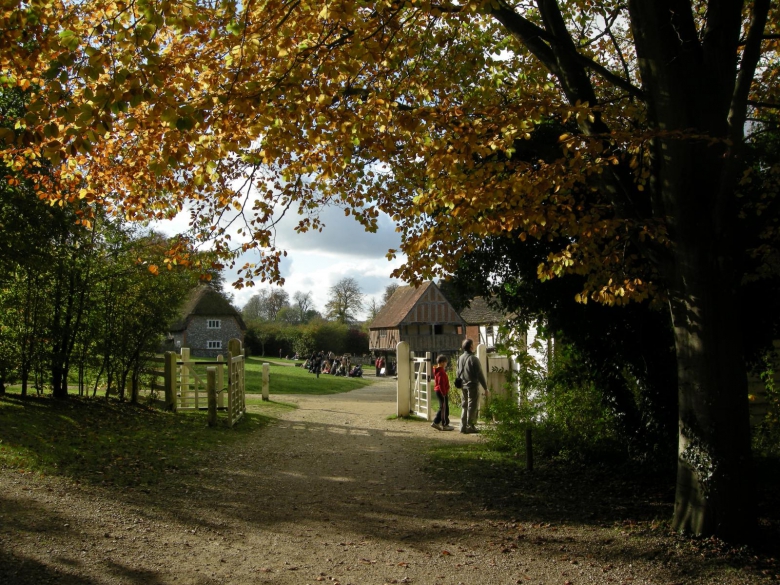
<box><xmin>747</xmin><ymin>100</ymin><xmax>780</xmax><ymax>110</ymax></box>
<box><xmin>730</xmin><ymin>0</ymin><xmax>772</xmax><ymax>140</ymax></box>
<box><xmin>489</xmin><ymin>1</ymin><xmax>560</xmax><ymax>75</ymax></box>
<box><xmin>489</xmin><ymin>0</ymin><xmax>643</xmax><ymax>100</ymax></box>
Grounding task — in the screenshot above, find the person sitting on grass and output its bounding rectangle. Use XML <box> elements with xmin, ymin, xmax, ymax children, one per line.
<box><xmin>431</xmin><ymin>355</ymin><xmax>454</xmax><ymax>431</ymax></box>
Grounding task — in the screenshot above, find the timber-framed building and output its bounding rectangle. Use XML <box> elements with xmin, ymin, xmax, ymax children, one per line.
<box><xmin>369</xmin><ymin>281</ymin><xmax>465</xmax><ymax>355</ymax></box>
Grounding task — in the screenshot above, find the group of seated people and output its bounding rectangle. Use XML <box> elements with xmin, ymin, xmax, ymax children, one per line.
<box><xmin>303</xmin><ymin>352</ymin><xmax>364</xmax><ymax>377</ymax></box>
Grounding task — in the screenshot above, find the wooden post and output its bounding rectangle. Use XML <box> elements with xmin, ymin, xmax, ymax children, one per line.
<box><xmin>396</xmin><ymin>341</ymin><xmax>411</xmax><ymax>417</ymax></box>
<box><xmin>228</xmin><ymin>338</ymin><xmax>242</xmax><ymax>358</ymax></box>
<box><xmin>180</xmin><ymin>348</ymin><xmax>190</xmax><ymax>408</ymax></box>
<box><xmin>425</xmin><ymin>351</ymin><xmax>433</xmax><ymax>421</ymax></box>
<box><xmin>164</xmin><ymin>351</ymin><xmax>178</xmax><ymax>412</ymax></box>
<box><xmin>262</xmin><ymin>363</ymin><xmax>270</xmax><ymax>401</ymax></box>
<box><xmin>207</xmin><ymin>367</ymin><xmax>217</xmax><ymax>427</ymax></box>
<box><xmin>217</xmin><ymin>354</ymin><xmax>225</xmax><ymax>409</ymax></box>
<box><xmin>226</xmin><ymin>350</ymin><xmax>233</xmax><ymax>423</ymax></box>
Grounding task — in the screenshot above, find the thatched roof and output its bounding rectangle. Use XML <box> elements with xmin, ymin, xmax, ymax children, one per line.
<box><xmin>169</xmin><ymin>286</ymin><xmax>246</xmax><ymax>331</ymax></box>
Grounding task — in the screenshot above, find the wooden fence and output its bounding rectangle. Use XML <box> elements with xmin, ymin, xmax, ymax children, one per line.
<box><xmin>141</xmin><ymin>338</ymin><xmax>246</xmax><ymax>427</ymax></box>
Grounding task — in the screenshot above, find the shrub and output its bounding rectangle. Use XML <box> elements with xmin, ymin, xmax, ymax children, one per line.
<box><xmin>483</xmin><ymin>336</ymin><xmax>624</xmax><ymax>463</ymax></box>
<box><xmin>752</xmin><ymin>354</ymin><xmax>780</xmax><ymax>458</ymax></box>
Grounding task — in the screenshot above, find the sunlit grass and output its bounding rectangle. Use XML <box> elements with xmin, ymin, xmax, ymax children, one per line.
<box><xmin>244</xmin><ymin>357</ymin><xmax>373</xmax><ymax>395</ymax></box>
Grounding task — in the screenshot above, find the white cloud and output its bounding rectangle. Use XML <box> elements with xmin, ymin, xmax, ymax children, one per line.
<box><xmin>152</xmin><ymin>202</ymin><xmax>407</xmax><ymax>320</ymax></box>
<box><xmin>273</xmin><ymin>204</ymin><xmax>401</xmax><ymax>259</ymax></box>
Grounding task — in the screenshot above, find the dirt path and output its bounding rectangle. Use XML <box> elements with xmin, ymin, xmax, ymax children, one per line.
<box><xmin>0</xmin><ymin>379</ymin><xmax>769</xmax><ymax>585</ymax></box>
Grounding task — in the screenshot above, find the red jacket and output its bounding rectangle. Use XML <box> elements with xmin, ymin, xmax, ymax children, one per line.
<box><xmin>433</xmin><ymin>365</ymin><xmax>450</xmax><ymax>396</ymax></box>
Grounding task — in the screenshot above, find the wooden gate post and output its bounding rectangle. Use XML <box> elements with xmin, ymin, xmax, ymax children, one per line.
<box><xmin>164</xmin><ymin>351</ymin><xmax>178</xmax><ymax>412</ymax></box>
<box><xmin>181</xmin><ymin>348</ymin><xmax>190</xmax><ymax>408</ymax></box>
<box><xmin>228</xmin><ymin>338</ymin><xmax>242</xmax><ymax>358</ymax></box>
<box><xmin>425</xmin><ymin>352</ymin><xmax>433</xmax><ymax>421</ymax></box>
<box><xmin>217</xmin><ymin>355</ymin><xmax>225</xmax><ymax>409</ymax></box>
<box><xmin>207</xmin><ymin>367</ymin><xmax>217</xmax><ymax>427</ymax></box>
<box><xmin>396</xmin><ymin>341</ymin><xmax>411</xmax><ymax>417</ymax></box>
<box><xmin>262</xmin><ymin>363</ymin><xmax>270</xmax><ymax>401</ymax></box>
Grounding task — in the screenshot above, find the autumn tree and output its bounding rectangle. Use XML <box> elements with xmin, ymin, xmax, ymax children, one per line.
<box><xmin>325</xmin><ymin>278</ymin><xmax>364</xmax><ymax>324</ymax></box>
<box><xmin>3</xmin><ymin>0</ymin><xmax>779</xmax><ymax>540</ymax></box>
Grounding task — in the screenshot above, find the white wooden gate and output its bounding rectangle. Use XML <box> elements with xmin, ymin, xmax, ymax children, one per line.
<box><xmin>411</xmin><ymin>354</ymin><xmax>432</xmax><ymax>420</ymax></box>
<box><xmin>396</xmin><ymin>341</ymin><xmax>433</xmax><ymax>421</ymax></box>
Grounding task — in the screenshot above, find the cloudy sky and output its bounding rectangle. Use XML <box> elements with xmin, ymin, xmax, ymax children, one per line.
<box><xmin>154</xmin><ymin>202</ymin><xmax>408</xmax><ymax>320</ymax></box>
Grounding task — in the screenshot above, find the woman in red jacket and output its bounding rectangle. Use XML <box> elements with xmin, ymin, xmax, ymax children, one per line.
<box><xmin>431</xmin><ymin>355</ymin><xmax>454</xmax><ymax>431</ymax></box>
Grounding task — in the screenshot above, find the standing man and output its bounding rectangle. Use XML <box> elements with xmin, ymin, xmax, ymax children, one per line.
<box><xmin>456</xmin><ymin>339</ymin><xmax>488</xmax><ymax>434</ymax></box>
<box><xmin>314</xmin><ymin>351</ymin><xmax>323</xmax><ymax>379</ymax></box>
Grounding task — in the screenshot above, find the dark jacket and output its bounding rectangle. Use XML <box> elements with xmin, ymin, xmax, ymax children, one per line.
<box><xmin>457</xmin><ymin>351</ymin><xmax>488</xmax><ymax>391</ymax></box>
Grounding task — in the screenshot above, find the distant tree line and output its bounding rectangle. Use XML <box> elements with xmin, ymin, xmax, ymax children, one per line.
<box><xmin>240</xmin><ymin>277</ymin><xmax>401</xmax><ymax>357</ymax></box>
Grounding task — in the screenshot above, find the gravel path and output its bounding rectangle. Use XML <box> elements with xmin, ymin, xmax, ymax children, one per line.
<box><xmin>0</xmin><ymin>378</ymin><xmax>771</xmax><ymax>584</ymax></box>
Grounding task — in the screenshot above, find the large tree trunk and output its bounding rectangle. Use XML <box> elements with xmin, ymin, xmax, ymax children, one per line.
<box><xmin>624</xmin><ymin>0</ymin><xmax>758</xmax><ymax>541</ymax></box>
<box><xmin>668</xmin><ymin>219</ymin><xmax>755</xmax><ymax>540</ymax></box>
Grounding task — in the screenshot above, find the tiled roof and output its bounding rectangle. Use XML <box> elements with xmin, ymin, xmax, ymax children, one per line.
<box><xmin>459</xmin><ymin>296</ymin><xmax>506</xmax><ymax>325</ymax></box>
<box><xmin>369</xmin><ymin>281</ymin><xmax>434</xmax><ymax>329</ymax></box>
<box><xmin>169</xmin><ymin>285</ymin><xmax>246</xmax><ymax>331</ymax></box>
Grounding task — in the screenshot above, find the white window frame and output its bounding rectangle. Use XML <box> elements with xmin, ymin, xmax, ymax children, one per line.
<box><xmin>207</xmin><ymin>340</ymin><xmax>222</xmax><ymax>349</ymax></box>
<box><xmin>207</xmin><ymin>319</ymin><xmax>221</xmax><ymax>329</ymax></box>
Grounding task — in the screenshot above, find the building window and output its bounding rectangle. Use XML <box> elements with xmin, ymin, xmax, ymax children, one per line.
<box><xmin>207</xmin><ymin>319</ymin><xmax>221</xmax><ymax>329</ymax></box>
<box><xmin>379</xmin><ymin>329</ymin><xmax>387</xmax><ymax>338</ymax></box>
<box><xmin>207</xmin><ymin>340</ymin><xmax>222</xmax><ymax>349</ymax></box>
<box><xmin>434</xmin><ymin>324</ymin><xmax>443</xmax><ymax>335</ymax></box>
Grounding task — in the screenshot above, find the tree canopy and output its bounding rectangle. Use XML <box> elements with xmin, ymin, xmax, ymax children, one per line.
<box><xmin>325</xmin><ymin>277</ymin><xmax>364</xmax><ymax>323</ymax></box>
<box><xmin>3</xmin><ymin>0</ymin><xmax>779</xmax><ymax>541</ymax></box>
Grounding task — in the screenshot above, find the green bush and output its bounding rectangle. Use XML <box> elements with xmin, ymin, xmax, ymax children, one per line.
<box><xmin>752</xmin><ymin>355</ymin><xmax>780</xmax><ymax>458</ymax></box>
<box><xmin>483</xmin><ymin>338</ymin><xmax>624</xmax><ymax>462</ymax></box>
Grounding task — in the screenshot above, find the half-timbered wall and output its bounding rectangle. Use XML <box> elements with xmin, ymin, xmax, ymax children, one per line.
<box><xmin>404</xmin><ymin>286</ymin><xmax>462</xmax><ymax>324</ymax></box>
<box><xmin>369</xmin><ymin>285</ymin><xmax>465</xmax><ymax>353</ymax></box>
<box><xmin>369</xmin><ymin>328</ymin><xmax>401</xmax><ymax>351</ymax></box>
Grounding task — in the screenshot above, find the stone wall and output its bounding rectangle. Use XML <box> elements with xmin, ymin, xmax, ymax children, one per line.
<box><xmin>186</xmin><ymin>316</ymin><xmax>244</xmax><ymax>358</ymax></box>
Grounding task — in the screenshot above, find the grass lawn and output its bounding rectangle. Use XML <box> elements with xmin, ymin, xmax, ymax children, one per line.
<box><xmin>244</xmin><ymin>356</ymin><xmax>373</xmax><ymax>395</ymax></box>
<box><xmin>0</xmin><ymin>389</ymin><xmax>291</xmax><ymax>488</ymax></box>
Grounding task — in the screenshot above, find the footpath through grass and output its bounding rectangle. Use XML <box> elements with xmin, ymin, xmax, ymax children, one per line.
<box><xmin>0</xmin><ymin>361</ymin><xmax>376</xmax><ymax>488</ymax></box>
<box><xmin>244</xmin><ymin>356</ymin><xmax>373</xmax><ymax>395</ymax></box>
